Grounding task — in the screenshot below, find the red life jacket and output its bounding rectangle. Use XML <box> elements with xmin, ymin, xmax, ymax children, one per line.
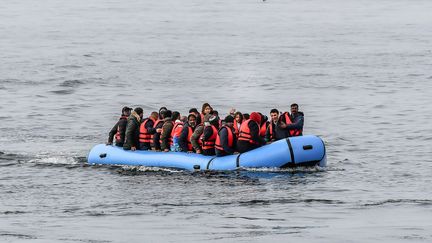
<box><xmin>284</xmin><ymin>112</ymin><xmax>302</xmax><ymax>137</ymax></box>
<box><xmin>238</xmin><ymin>119</ymin><xmax>259</xmax><ymax>145</ymax></box>
<box><xmin>233</xmin><ymin>120</ymin><xmax>241</xmax><ymax>136</ymax></box>
<box><xmin>268</xmin><ymin>122</ymin><xmax>274</xmax><ymax>140</ymax></box>
<box><xmin>215</xmin><ymin>126</ymin><xmax>234</xmax><ymax>152</ymax></box>
<box><xmin>150</xmin><ymin>119</ymin><xmax>164</xmax><ymax>146</ymax></box>
<box><xmin>259</xmin><ymin>122</ymin><xmax>268</xmax><ymax>137</ymax></box>
<box><xmin>114</xmin><ymin>115</ymin><xmax>128</xmax><ymax>142</ymax></box>
<box><xmin>139</xmin><ymin>117</ymin><xmax>156</xmax><ymax>143</ymax></box>
<box><xmin>171</xmin><ymin>121</ymin><xmax>184</xmax><ymax>139</ymax></box>
<box><xmin>200</xmin><ymin>125</ymin><xmax>218</xmax><ymax>150</ymax></box>
<box><xmin>186</xmin><ymin>126</ymin><xmax>194</xmax><ymax>151</ymax></box>
<box><xmin>160</xmin><ymin>121</ymin><xmax>175</xmax><ymax>146</ymax></box>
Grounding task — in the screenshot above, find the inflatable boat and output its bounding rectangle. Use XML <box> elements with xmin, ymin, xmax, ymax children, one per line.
<box><xmin>87</xmin><ymin>135</ymin><xmax>326</xmax><ymax>171</ymax></box>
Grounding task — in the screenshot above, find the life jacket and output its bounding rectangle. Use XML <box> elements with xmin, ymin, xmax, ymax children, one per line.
<box><xmin>186</xmin><ymin>126</ymin><xmax>194</xmax><ymax>151</ymax></box>
<box><xmin>284</xmin><ymin>112</ymin><xmax>302</xmax><ymax>137</ymax></box>
<box><xmin>259</xmin><ymin>121</ymin><xmax>269</xmax><ymax>137</ymax></box>
<box><xmin>139</xmin><ymin>117</ymin><xmax>156</xmax><ymax>143</ymax></box>
<box><xmin>200</xmin><ymin>125</ymin><xmax>218</xmax><ymax>150</ymax></box>
<box><xmin>150</xmin><ymin>119</ymin><xmax>164</xmax><ymax>146</ymax></box>
<box><xmin>160</xmin><ymin>121</ymin><xmax>175</xmax><ymax>146</ymax></box>
<box><xmin>215</xmin><ymin>126</ymin><xmax>234</xmax><ymax>152</ymax></box>
<box><xmin>114</xmin><ymin>115</ymin><xmax>128</xmax><ymax>143</ymax></box>
<box><xmin>268</xmin><ymin>122</ymin><xmax>275</xmax><ymax>140</ymax></box>
<box><xmin>233</xmin><ymin>120</ymin><xmax>241</xmax><ymax>136</ymax></box>
<box><xmin>171</xmin><ymin>121</ymin><xmax>184</xmax><ymax>139</ymax></box>
<box><xmin>238</xmin><ymin>119</ymin><xmax>259</xmax><ymax>145</ymax></box>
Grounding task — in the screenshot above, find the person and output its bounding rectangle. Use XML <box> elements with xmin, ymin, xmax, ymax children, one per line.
<box><xmin>191</xmin><ymin>114</ymin><xmax>211</xmax><ymax>154</ymax></box>
<box><xmin>159</xmin><ymin>110</ymin><xmax>175</xmax><ymax>152</ymax></box>
<box><xmin>233</xmin><ymin>111</ymin><xmax>243</xmax><ymax>137</ymax></box>
<box><xmin>243</xmin><ymin>113</ymin><xmax>250</xmax><ymax>120</ymax></box>
<box><xmin>138</xmin><ymin>111</ymin><xmax>158</xmax><ymax>150</ymax></box>
<box><xmin>151</xmin><ymin>107</ymin><xmax>167</xmax><ymax>151</ymax></box>
<box><xmin>123</xmin><ymin>107</ymin><xmax>143</xmax><ymax>151</ymax></box>
<box><xmin>200</xmin><ymin>103</ymin><xmax>213</xmax><ymax>123</ymax></box>
<box><xmin>200</xmin><ymin>114</ymin><xmax>219</xmax><ymax>156</ymax></box>
<box><xmin>178</xmin><ymin>113</ymin><xmax>197</xmax><ymax>152</ymax></box>
<box><xmin>215</xmin><ymin>115</ymin><xmax>237</xmax><ymax>157</ymax></box>
<box><xmin>170</xmin><ymin>112</ymin><xmax>184</xmax><ymax>152</ymax></box>
<box><xmin>259</xmin><ymin>113</ymin><xmax>269</xmax><ymax>138</ymax></box>
<box><xmin>237</xmin><ymin>112</ymin><xmax>265</xmax><ymax>153</ymax></box>
<box><xmin>265</xmin><ymin>109</ymin><xmax>283</xmax><ymax>143</ymax></box>
<box><xmin>107</xmin><ymin>106</ymin><xmax>132</xmax><ymax>147</ymax></box>
<box><xmin>188</xmin><ymin>108</ymin><xmax>201</xmax><ymax>125</ymax></box>
<box><xmin>279</xmin><ymin>103</ymin><xmax>304</xmax><ymax>137</ymax></box>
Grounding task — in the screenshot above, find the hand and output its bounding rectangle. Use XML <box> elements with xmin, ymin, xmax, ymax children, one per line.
<box><xmin>279</xmin><ymin>122</ymin><xmax>287</xmax><ymax>129</ymax></box>
<box><xmin>187</xmin><ymin>151</ymin><xmax>194</xmax><ymax>153</ymax></box>
<box><xmin>163</xmin><ymin>149</ymin><xmax>169</xmax><ymax>152</ymax></box>
<box><xmin>196</xmin><ymin>149</ymin><xmax>202</xmax><ymax>154</ymax></box>
<box><xmin>156</xmin><ymin>128</ymin><xmax>162</xmax><ymax>133</ymax></box>
<box><xmin>233</xmin><ymin>152</ymin><xmax>239</xmax><ymax>154</ymax></box>
<box><xmin>229</xmin><ymin>108</ymin><xmax>236</xmax><ymax>115</ymax></box>
<box><xmin>131</xmin><ymin>146</ymin><xmax>136</xmax><ymax>151</ymax></box>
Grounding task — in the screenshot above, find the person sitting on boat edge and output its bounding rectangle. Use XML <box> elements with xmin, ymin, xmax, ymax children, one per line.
<box><xmin>279</xmin><ymin>103</ymin><xmax>304</xmax><ymax>137</ymax></box>
<box><xmin>160</xmin><ymin>110</ymin><xmax>175</xmax><ymax>152</ymax></box>
<box><xmin>201</xmin><ymin>114</ymin><xmax>220</xmax><ymax>156</ymax></box>
<box><xmin>237</xmin><ymin>112</ymin><xmax>265</xmax><ymax>153</ymax></box>
<box><xmin>265</xmin><ymin>108</ymin><xmax>281</xmax><ymax>143</ymax></box>
<box><xmin>170</xmin><ymin>112</ymin><xmax>184</xmax><ymax>152</ymax></box>
<box><xmin>138</xmin><ymin>111</ymin><xmax>158</xmax><ymax>150</ymax></box>
<box><xmin>151</xmin><ymin>107</ymin><xmax>167</xmax><ymax>151</ymax></box>
<box><xmin>123</xmin><ymin>107</ymin><xmax>143</xmax><ymax>151</ymax></box>
<box><xmin>215</xmin><ymin>115</ymin><xmax>237</xmax><ymax>157</ymax></box>
<box><xmin>191</xmin><ymin>113</ymin><xmax>211</xmax><ymax>154</ymax></box>
<box><xmin>178</xmin><ymin>113</ymin><xmax>197</xmax><ymax>152</ymax></box>
<box><xmin>107</xmin><ymin>106</ymin><xmax>132</xmax><ymax>147</ymax></box>
<box><xmin>200</xmin><ymin>102</ymin><xmax>213</xmax><ymax>123</ymax></box>
<box><xmin>233</xmin><ymin>111</ymin><xmax>243</xmax><ymax>137</ymax></box>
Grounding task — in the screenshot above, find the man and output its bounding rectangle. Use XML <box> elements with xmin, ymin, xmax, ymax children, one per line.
<box><xmin>138</xmin><ymin>111</ymin><xmax>158</xmax><ymax>150</ymax></box>
<box><xmin>237</xmin><ymin>112</ymin><xmax>265</xmax><ymax>153</ymax></box>
<box><xmin>265</xmin><ymin>109</ymin><xmax>279</xmax><ymax>143</ymax></box>
<box><xmin>160</xmin><ymin>110</ymin><xmax>176</xmax><ymax>152</ymax></box>
<box><xmin>178</xmin><ymin>113</ymin><xmax>197</xmax><ymax>152</ymax></box>
<box><xmin>151</xmin><ymin>108</ymin><xmax>167</xmax><ymax>151</ymax></box>
<box><xmin>200</xmin><ymin>114</ymin><xmax>220</xmax><ymax>156</ymax></box>
<box><xmin>215</xmin><ymin>115</ymin><xmax>237</xmax><ymax>157</ymax></box>
<box><xmin>279</xmin><ymin>103</ymin><xmax>304</xmax><ymax>137</ymax></box>
<box><xmin>107</xmin><ymin>106</ymin><xmax>132</xmax><ymax>147</ymax></box>
<box><xmin>123</xmin><ymin>107</ymin><xmax>144</xmax><ymax>151</ymax></box>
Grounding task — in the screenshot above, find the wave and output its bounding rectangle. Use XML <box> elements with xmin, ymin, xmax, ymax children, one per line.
<box><xmin>363</xmin><ymin>199</ymin><xmax>432</xmax><ymax>207</ymax></box>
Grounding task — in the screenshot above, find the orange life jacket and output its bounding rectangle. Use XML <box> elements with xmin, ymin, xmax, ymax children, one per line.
<box><xmin>284</xmin><ymin>112</ymin><xmax>302</xmax><ymax>137</ymax></box>
<box><xmin>150</xmin><ymin>119</ymin><xmax>164</xmax><ymax>146</ymax></box>
<box><xmin>268</xmin><ymin>122</ymin><xmax>274</xmax><ymax>140</ymax></box>
<box><xmin>215</xmin><ymin>126</ymin><xmax>234</xmax><ymax>152</ymax></box>
<box><xmin>233</xmin><ymin>120</ymin><xmax>241</xmax><ymax>136</ymax></box>
<box><xmin>186</xmin><ymin>126</ymin><xmax>194</xmax><ymax>151</ymax></box>
<box><xmin>259</xmin><ymin>122</ymin><xmax>268</xmax><ymax>137</ymax></box>
<box><xmin>171</xmin><ymin>121</ymin><xmax>184</xmax><ymax>139</ymax></box>
<box><xmin>238</xmin><ymin>119</ymin><xmax>259</xmax><ymax>145</ymax></box>
<box><xmin>114</xmin><ymin>115</ymin><xmax>128</xmax><ymax>142</ymax></box>
<box><xmin>200</xmin><ymin>125</ymin><xmax>218</xmax><ymax>150</ymax></box>
<box><xmin>139</xmin><ymin>117</ymin><xmax>156</xmax><ymax>143</ymax></box>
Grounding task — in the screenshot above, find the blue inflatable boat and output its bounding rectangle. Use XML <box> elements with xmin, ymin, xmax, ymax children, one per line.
<box><xmin>87</xmin><ymin>135</ymin><xmax>326</xmax><ymax>171</ymax></box>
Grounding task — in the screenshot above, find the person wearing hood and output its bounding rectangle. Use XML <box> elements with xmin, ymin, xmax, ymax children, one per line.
<box><xmin>237</xmin><ymin>112</ymin><xmax>265</xmax><ymax>153</ymax></box>
<box><xmin>151</xmin><ymin>107</ymin><xmax>167</xmax><ymax>151</ymax></box>
<box><xmin>107</xmin><ymin>106</ymin><xmax>132</xmax><ymax>147</ymax></box>
<box><xmin>123</xmin><ymin>107</ymin><xmax>144</xmax><ymax>151</ymax></box>
<box><xmin>279</xmin><ymin>103</ymin><xmax>304</xmax><ymax>137</ymax></box>
<box><xmin>178</xmin><ymin>113</ymin><xmax>197</xmax><ymax>152</ymax></box>
<box><xmin>215</xmin><ymin>115</ymin><xmax>237</xmax><ymax>157</ymax></box>
<box><xmin>159</xmin><ymin>110</ymin><xmax>176</xmax><ymax>152</ymax></box>
<box><xmin>191</xmin><ymin>113</ymin><xmax>211</xmax><ymax>154</ymax></box>
<box><xmin>200</xmin><ymin>114</ymin><xmax>220</xmax><ymax>156</ymax></box>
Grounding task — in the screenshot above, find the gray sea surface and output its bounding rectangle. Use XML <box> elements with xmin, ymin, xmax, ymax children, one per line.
<box><xmin>1</xmin><ymin>0</ymin><xmax>432</xmax><ymax>242</ymax></box>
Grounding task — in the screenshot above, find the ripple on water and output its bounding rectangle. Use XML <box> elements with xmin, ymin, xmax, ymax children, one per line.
<box><xmin>58</xmin><ymin>79</ymin><xmax>85</xmax><ymax>88</ymax></box>
<box><xmin>50</xmin><ymin>89</ymin><xmax>75</xmax><ymax>95</ymax></box>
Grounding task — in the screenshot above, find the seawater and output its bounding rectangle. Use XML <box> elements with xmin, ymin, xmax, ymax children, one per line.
<box><xmin>1</xmin><ymin>0</ymin><xmax>431</xmax><ymax>242</ymax></box>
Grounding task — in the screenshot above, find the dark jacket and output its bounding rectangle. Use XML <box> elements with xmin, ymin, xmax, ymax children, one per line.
<box><xmin>280</xmin><ymin>112</ymin><xmax>304</xmax><ymax>136</ymax></box>
<box><xmin>160</xmin><ymin>117</ymin><xmax>174</xmax><ymax>151</ymax></box>
<box><xmin>179</xmin><ymin>123</ymin><xmax>195</xmax><ymax>152</ymax></box>
<box><xmin>152</xmin><ymin>120</ymin><xmax>164</xmax><ymax>150</ymax></box>
<box><xmin>266</xmin><ymin>121</ymin><xmax>289</xmax><ymax>141</ymax></box>
<box><xmin>191</xmin><ymin>124</ymin><xmax>204</xmax><ymax>152</ymax></box>
<box><xmin>216</xmin><ymin>126</ymin><xmax>236</xmax><ymax>156</ymax></box>
<box><xmin>108</xmin><ymin>116</ymin><xmax>128</xmax><ymax>146</ymax></box>
<box><xmin>123</xmin><ymin>113</ymin><xmax>141</xmax><ymax>150</ymax></box>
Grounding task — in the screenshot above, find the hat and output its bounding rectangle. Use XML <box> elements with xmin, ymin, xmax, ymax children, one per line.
<box><xmin>250</xmin><ymin>112</ymin><xmax>261</xmax><ymax>124</ymax></box>
<box><xmin>122</xmin><ymin>106</ymin><xmax>132</xmax><ymax>112</ymax></box>
<box><xmin>224</xmin><ymin>115</ymin><xmax>234</xmax><ymax>123</ymax></box>
<box><xmin>209</xmin><ymin>115</ymin><xmax>219</xmax><ymax>126</ymax></box>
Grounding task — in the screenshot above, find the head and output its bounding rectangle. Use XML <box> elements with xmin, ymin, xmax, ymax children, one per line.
<box><xmin>224</xmin><ymin>115</ymin><xmax>234</xmax><ymax>128</ymax></box>
<box><xmin>122</xmin><ymin>106</ymin><xmax>132</xmax><ymax>116</ymax></box>
<box><xmin>270</xmin><ymin>108</ymin><xmax>279</xmax><ymax>123</ymax></box>
<box><xmin>150</xmin><ymin>111</ymin><xmax>158</xmax><ymax>120</ymax></box>
<box><xmin>180</xmin><ymin>116</ymin><xmax>187</xmax><ymax>123</ymax></box>
<box><xmin>243</xmin><ymin>113</ymin><xmax>250</xmax><ymax>120</ymax></box>
<box><xmin>201</xmin><ymin>103</ymin><xmax>213</xmax><ymax>115</ymax></box>
<box><xmin>290</xmin><ymin>103</ymin><xmax>299</xmax><ymax>114</ymax></box>
<box><xmin>171</xmin><ymin>111</ymin><xmax>180</xmax><ymax>121</ymax></box>
<box><xmin>163</xmin><ymin>110</ymin><xmax>172</xmax><ymax>119</ymax></box>
<box><xmin>187</xmin><ymin>114</ymin><xmax>197</xmax><ymax>127</ymax></box>
<box><xmin>158</xmin><ymin>107</ymin><xmax>167</xmax><ymax>119</ymax></box>
<box><xmin>134</xmin><ymin>107</ymin><xmax>144</xmax><ymax>119</ymax></box>
<box><xmin>209</xmin><ymin>114</ymin><xmax>219</xmax><ymax>127</ymax></box>
<box><xmin>260</xmin><ymin>113</ymin><xmax>268</xmax><ymax>125</ymax></box>
<box><xmin>188</xmin><ymin>108</ymin><xmax>199</xmax><ymax>115</ymax></box>
<box><xmin>234</xmin><ymin>111</ymin><xmax>243</xmax><ymax>123</ymax></box>
<box><xmin>211</xmin><ymin>110</ymin><xmax>218</xmax><ymax>116</ymax></box>
<box><xmin>250</xmin><ymin>112</ymin><xmax>261</xmax><ymax>124</ymax></box>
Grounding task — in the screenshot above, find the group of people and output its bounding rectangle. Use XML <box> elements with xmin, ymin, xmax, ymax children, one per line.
<box><xmin>107</xmin><ymin>103</ymin><xmax>304</xmax><ymax>157</ymax></box>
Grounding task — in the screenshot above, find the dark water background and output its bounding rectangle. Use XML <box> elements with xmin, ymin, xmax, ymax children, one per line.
<box><xmin>1</xmin><ymin>0</ymin><xmax>432</xmax><ymax>242</ymax></box>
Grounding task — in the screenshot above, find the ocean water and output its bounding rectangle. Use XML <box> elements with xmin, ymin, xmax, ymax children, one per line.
<box><xmin>1</xmin><ymin>0</ymin><xmax>432</xmax><ymax>242</ymax></box>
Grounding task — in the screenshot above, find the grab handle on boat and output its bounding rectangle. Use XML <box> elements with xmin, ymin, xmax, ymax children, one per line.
<box><xmin>99</xmin><ymin>153</ymin><xmax>107</xmax><ymax>158</ymax></box>
<box><xmin>303</xmin><ymin>145</ymin><xmax>313</xmax><ymax>150</ymax></box>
